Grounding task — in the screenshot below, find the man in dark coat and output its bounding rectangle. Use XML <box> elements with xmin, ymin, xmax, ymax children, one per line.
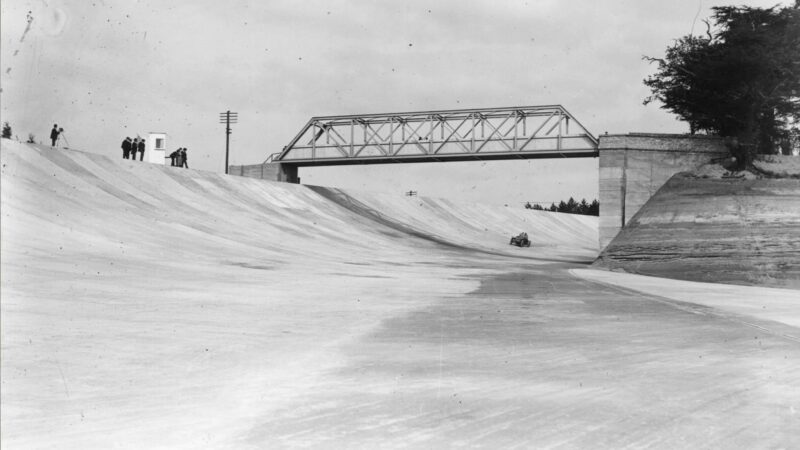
<box><xmin>137</xmin><ymin>138</ymin><xmax>145</xmax><ymax>161</ymax></box>
<box><xmin>179</xmin><ymin>148</ymin><xmax>188</xmax><ymax>168</ymax></box>
<box><xmin>50</xmin><ymin>124</ymin><xmax>59</xmax><ymax>147</ymax></box>
<box><xmin>167</xmin><ymin>148</ymin><xmax>179</xmax><ymax>166</ymax></box>
<box><xmin>121</xmin><ymin>137</ymin><xmax>132</xmax><ymax>159</ymax></box>
<box><xmin>174</xmin><ymin>148</ymin><xmax>185</xmax><ymax>168</ymax></box>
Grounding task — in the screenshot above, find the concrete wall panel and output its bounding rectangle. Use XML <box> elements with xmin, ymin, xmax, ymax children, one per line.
<box><xmin>229</xmin><ymin>163</ymin><xmax>299</xmax><ymax>184</ymax></box>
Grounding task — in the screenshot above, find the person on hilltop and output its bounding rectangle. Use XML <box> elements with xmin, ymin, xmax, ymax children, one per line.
<box><xmin>136</xmin><ymin>138</ymin><xmax>145</xmax><ymax>161</ymax></box>
<box><xmin>179</xmin><ymin>147</ymin><xmax>188</xmax><ymax>168</ymax></box>
<box><xmin>167</xmin><ymin>147</ymin><xmax>180</xmax><ymax>166</ymax></box>
<box><xmin>121</xmin><ymin>137</ymin><xmax>133</xmax><ymax>159</ymax></box>
<box><xmin>50</xmin><ymin>124</ymin><xmax>60</xmax><ymax>147</ymax></box>
<box><xmin>174</xmin><ymin>147</ymin><xmax>186</xmax><ymax>168</ymax></box>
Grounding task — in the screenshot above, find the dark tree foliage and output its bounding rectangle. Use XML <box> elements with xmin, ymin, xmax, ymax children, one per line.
<box><xmin>524</xmin><ymin>202</ymin><xmax>545</xmax><ymax>210</ymax></box>
<box><xmin>526</xmin><ymin>198</ymin><xmax>599</xmax><ymax>216</ymax></box>
<box><xmin>1</xmin><ymin>122</ymin><xmax>11</xmax><ymax>139</ymax></box>
<box><xmin>588</xmin><ymin>199</ymin><xmax>600</xmax><ymax>216</ymax></box>
<box><xmin>643</xmin><ymin>3</ymin><xmax>800</xmax><ymax>168</ymax></box>
<box><xmin>579</xmin><ymin>198</ymin><xmax>589</xmax><ymax>212</ymax></box>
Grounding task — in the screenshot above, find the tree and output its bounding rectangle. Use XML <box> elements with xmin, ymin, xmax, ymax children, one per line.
<box><xmin>644</xmin><ymin>3</ymin><xmax>800</xmax><ymax>169</ymax></box>
<box><xmin>565</xmin><ymin>197</ymin><xmax>578</xmax><ymax>213</ymax></box>
<box><xmin>533</xmin><ymin>197</ymin><xmax>599</xmax><ymax>215</ymax></box>
<box><xmin>1</xmin><ymin>122</ymin><xmax>11</xmax><ymax>139</ymax></box>
<box><xmin>578</xmin><ymin>198</ymin><xmax>589</xmax><ymax>214</ymax></box>
<box><xmin>589</xmin><ymin>199</ymin><xmax>600</xmax><ymax>216</ymax></box>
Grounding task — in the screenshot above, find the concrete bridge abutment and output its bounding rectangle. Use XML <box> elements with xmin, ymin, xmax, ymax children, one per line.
<box><xmin>598</xmin><ymin>133</ymin><xmax>728</xmax><ymax>249</ymax></box>
<box><xmin>227</xmin><ymin>162</ymin><xmax>299</xmax><ymax>184</ymax></box>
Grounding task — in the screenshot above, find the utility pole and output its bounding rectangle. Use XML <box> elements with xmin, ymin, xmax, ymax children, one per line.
<box><xmin>219</xmin><ymin>110</ymin><xmax>238</xmax><ymax>174</ymax></box>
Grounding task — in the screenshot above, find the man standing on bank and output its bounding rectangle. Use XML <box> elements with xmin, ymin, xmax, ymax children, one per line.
<box><xmin>179</xmin><ymin>147</ymin><xmax>188</xmax><ymax>168</ymax></box>
<box><xmin>50</xmin><ymin>124</ymin><xmax>60</xmax><ymax>147</ymax></box>
<box><xmin>174</xmin><ymin>147</ymin><xmax>185</xmax><ymax>168</ymax></box>
<box><xmin>137</xmin><ymin>138</ymin><xmax>145</xmax><ymax>161</ymax></box>
<box><xmin>167</xmin><ymin>148</ymin><xmax>179</xmax><ymax>166</ymax></box>
<box><xmin>121</xmin><ymin>137</ymin><xmax>132</xmax><ymax>159</ymax></box>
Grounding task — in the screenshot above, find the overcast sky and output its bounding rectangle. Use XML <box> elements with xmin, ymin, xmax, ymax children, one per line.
<box><xmin>1</xmin><ymin>0</ymin><xmax>788</xmax><ymax>205</ymax></box>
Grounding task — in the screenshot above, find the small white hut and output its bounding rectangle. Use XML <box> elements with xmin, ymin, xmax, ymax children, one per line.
<box><xmin>145</xmin><ymin>132</ymin><xmax>167</xmax><ymax>165</ymax></box>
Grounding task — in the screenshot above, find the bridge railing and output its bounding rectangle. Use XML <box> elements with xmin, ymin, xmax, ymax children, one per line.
<box><xmin>264</xmin><ymin>152</ymin><xmax>281</xmax><ymax>164</ymax></box>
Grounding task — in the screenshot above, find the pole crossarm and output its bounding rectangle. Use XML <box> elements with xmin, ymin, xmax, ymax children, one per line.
<box><xmin>270</xmin><ymin>105</ymin><xmax>598</xmax><ymax>166</ymax></box>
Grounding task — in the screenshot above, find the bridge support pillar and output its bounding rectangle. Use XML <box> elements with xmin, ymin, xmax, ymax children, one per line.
<box><xmin>598</xmin><ymin>134</ymin><xmax>728</xmax><ymax>250</ymax></box>
<box><xmin>263</xmin><ymin>163</ymin><xmax>299</xmax><ymax>183</ymax></box>
<box><xmin>227</xmin><ymin>163</ymin><xmax>300</xmax><ymax>184</ymax></box>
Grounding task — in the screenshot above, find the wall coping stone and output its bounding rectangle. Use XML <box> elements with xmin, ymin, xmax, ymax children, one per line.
<box><xmin>599</xmin><ymin>133</ymin><xmax>728</xmax><ymax>153</ymax></box>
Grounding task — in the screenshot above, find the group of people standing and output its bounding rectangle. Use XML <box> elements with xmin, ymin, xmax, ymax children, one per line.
<box><xmin>167</xmin><ymin>148</ymin><xmax>189</xmax><ymax>168</ymax></box>
<box><xmin>119</xmin><ymin>136</ymin><xmax>189</xmax><ymax>168</ymax></box>
<box><xmin>121</xmin><ymin>137</ymin><xmax>145</xmax><ymax>161</ymax></box>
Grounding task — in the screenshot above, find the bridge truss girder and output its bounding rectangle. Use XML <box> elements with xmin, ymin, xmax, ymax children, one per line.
<box><xmin>270</xmin><ymin>105</ymin><xmax>598</xmax><ymax>166</ymax></box>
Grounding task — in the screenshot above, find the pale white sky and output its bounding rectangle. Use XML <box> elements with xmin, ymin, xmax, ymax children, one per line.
<box><xmin>1</xmin><ymin>0</ymin><xmax>787</xmax><ymax>205</ymax></box>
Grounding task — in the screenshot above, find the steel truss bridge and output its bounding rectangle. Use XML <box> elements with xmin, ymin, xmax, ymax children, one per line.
<box><xmin>268</xmin><ymin>105</ymin><xmax>598</xmax><ymax>166</ymax></box>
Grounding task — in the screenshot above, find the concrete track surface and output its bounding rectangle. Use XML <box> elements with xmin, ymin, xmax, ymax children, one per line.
<box><xmin>1</xmin><ymin>141</ymin><xmax>798</xmax><ymax>449</ymax></box>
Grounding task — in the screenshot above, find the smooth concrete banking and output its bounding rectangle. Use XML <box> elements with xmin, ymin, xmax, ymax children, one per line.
<box><xmin>2</xmin><ymin>141</ymin><xmax>799</xmax><ymax>449</ymax></box>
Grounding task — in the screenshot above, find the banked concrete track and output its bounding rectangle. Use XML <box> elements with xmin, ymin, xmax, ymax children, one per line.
<box><xmin>1</xmin><ymin>141</ymin><xmax>799</xmax><ymax>449</ymax></box>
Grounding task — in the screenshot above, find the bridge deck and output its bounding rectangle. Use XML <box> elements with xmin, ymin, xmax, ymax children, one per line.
<box><xmin>279</xmin><ymin>147</ymin><xmax>598</xmax><ymax>166</ymax></box>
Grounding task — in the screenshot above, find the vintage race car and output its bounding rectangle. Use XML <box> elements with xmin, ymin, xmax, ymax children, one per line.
<box><xmin>509</xmin><ymin>232</ymin><xmax>531</xmax><ymax>247</ymax></box>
